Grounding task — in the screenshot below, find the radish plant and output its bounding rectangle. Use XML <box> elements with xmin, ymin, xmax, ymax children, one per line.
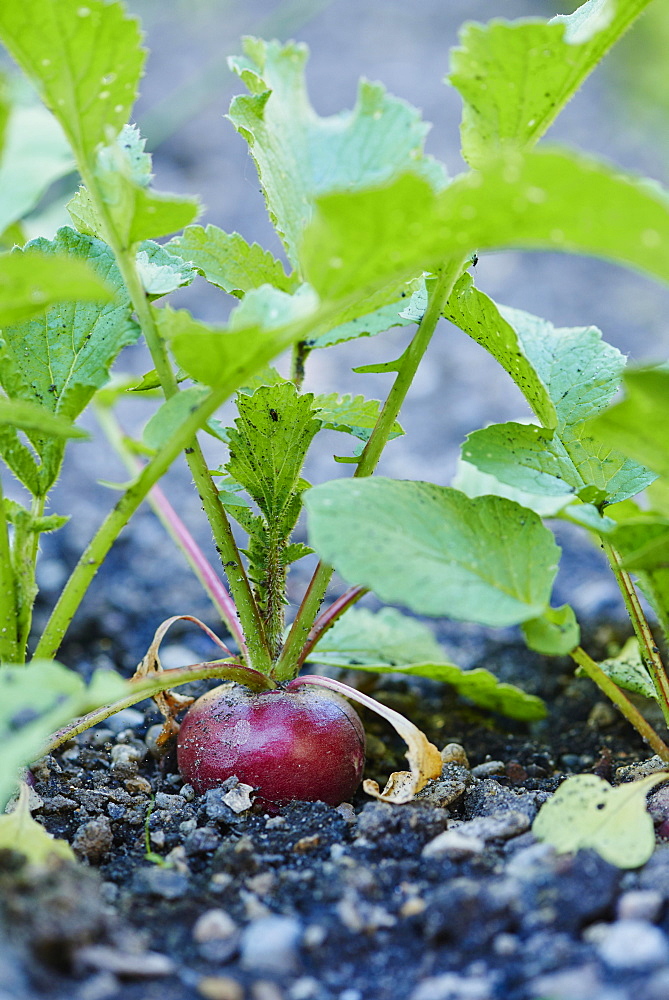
<box><xmin>0</xmin><ymin>0</ymin><xmax>669</xmax><ymax>825</ymax></box>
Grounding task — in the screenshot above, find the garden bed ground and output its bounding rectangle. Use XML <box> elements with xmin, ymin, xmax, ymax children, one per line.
<box><xmin>3</xmin><ymin>619</ymin><xmax>669</xmax><ymax>1000</ymax></box>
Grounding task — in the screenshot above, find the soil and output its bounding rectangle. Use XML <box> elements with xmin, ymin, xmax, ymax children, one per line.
<box><xmin>4</xmin><ymin>620</ymin><xmax>669</xmax><ymax>1000</ymax></box>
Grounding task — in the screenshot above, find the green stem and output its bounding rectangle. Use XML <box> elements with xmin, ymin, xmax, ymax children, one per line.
<box><xmin>355</xmin><ymin>261</ymin><xmax>466</xmax><ymax>478</ymax></box>
<box><xmin>80</xmin><ymin>164</ymin><xmax>271</xmax><ymax>672</ymax></box>
<box><xmin>602</xmin><ymin>538</ymin><xmax>669</xmax><ymax>728</ymax></box>
<box><xmin>0</xmin><ymin>477</ymin><xmax>19</xmax><ymax>664</ymax></box>
<box><xmin>571</xmin><ymin>645</ymin><xmax>669</xmax><ymax>760</ymax></box>
<box><xmin>45</xmin><ymin>659</ymin><xmax>276</xmax><ymax>754</ymax></box>
<box><xmin>297</xmin><ymin>585</ymin><xmax>367</xmax><ymax>670</ymax></box>
<box><xmin>15</xmin><ymin>494</ymin><xmax>45</xmax><ymax>658</ymax></box>
<box><xmin>291</xmin><ymin>340</ymin><xmax>310</xmax><ymax>390</ymax></box>
<box><xmin>264</xmin><ymin>528</ymin><xmax>288</xmax><ymax>662</ymax></box>
<box><xmin>274</xmin><ymin>258</ymin><xmax>468</xmax><ymax>682</ymax></box>
<box><xmin>33</xmin><ymin>385</ymin><xmax>230</xmax><ymax>662</ymax></box>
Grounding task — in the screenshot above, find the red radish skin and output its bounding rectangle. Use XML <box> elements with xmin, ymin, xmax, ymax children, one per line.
<box><xmin>177</xmin><ymin>683</ymin><xmax>366</xmax><ymax>807</ymax></box>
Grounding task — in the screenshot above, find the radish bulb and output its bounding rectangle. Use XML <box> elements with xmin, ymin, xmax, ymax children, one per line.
<box><xmin>177</xmin><ymin>682</ymin><xmax>366</xmax><ymax>807</ymax></box>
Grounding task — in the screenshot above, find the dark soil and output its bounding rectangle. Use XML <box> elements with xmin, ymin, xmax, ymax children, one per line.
<box><xmin>4</xmin><ymin>622</ymin><xmax>669</xmax><ymax>1000</ymax></box>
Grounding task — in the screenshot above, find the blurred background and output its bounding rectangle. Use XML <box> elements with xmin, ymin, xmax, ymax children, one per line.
<box><xmin>4</xmin><ymin>0</ymin><xmax>669</xmax><ymax>668</ymax></box>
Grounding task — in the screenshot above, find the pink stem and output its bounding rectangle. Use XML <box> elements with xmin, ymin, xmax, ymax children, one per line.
<box><xmin>147</xmin><ymin>482</ymin><xmax>248</xmax><ymax>658</ymax></box>
<box><xmin>287</xmin><ymin>672</ymin><xmax>398</xmax><ymax>717</ymax></box>
<box><xmin>298</xmin><ymin>585</ymin><xmax>367</xmax><ymax>668</ymax></box>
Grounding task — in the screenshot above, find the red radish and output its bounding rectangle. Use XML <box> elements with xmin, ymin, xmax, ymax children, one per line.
<box><xmin>177</xmin><ymin>682</ymin><xmax>366</xmax><ymax>807</ymax></box>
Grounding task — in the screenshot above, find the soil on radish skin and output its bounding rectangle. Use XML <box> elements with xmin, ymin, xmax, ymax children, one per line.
<box><xmin>3</xmin><ymin>632</ymin><xmax>669</xmax><ymax>1000</ymax></box>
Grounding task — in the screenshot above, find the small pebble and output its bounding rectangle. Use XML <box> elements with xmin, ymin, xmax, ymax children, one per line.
<box><xmin>616</xmin><ymin>756</ymin><xmax>669</xmax><ymax>782</ymax></box>
<box><xmin>289</xmin><ymin>978</ymin><xmax>321</xmax><ymax>1000</ymax></box>
<box><xmin>240</xmin><ymin>916</ymin><xmax>302</xmax><ymax>974</ymax></box>
<box><xmin>302</xmin><ymin>924</ymin><xmax>327</xmax><ymax>949</ymax></box>
<box><xmin>293</xmin><ymin>834</ymin><xmax>320</xmax><ymax>853</ymax></box>
<box><xmin>197</xmin><ymin>975</ymin><xmax>244</xmax><ymax>1000</ymax></box>
<box><xmin>109</xmin><ymin>744</ymin><xmax>142</xmax><ymax>777</ymax></box>
<box><xmin>72</xmin><ymin>816</ymin><xmax>113</xmax><ymax>863</ymax></box>
<box><xmin>180</xmin><ymin>783</ymin><xmax>196</xmax><ymax>802</ymax></box>
<box><xmin>471</xmin><ymin>761</ymin><xmax>506</xmax><ymax>778</ymax></box>
<box><xmin>193</xmin><ymin>909</ymin><xmax>238</xmax><ymax>943</ymax></box>
<box><xmin>334</xmin><ymin>803</ymin><xmax>356</xmax><ymax>824</ymax></box>
<box><xmin>134</xmin><ymin>865</ymin><xmax>190</xmax><ymax>900</ymax></box>
<box><xmin>251</xmin><ymin>981</ymin><xmax>285</xmax><ymax>1000</ymax></box>
<box><xmin>76</xmin><ymin>945</ymin><xmax>175</xmax><ymax>978</ymax></box>
<box><xmin>410</xmin><ymin>972</ymin><xmax>492</xmax><ymax>1000</ymax></box>
<box><xmin>530</xmin><ymin>964</ymin><xmax>602</xmax><ymax>1000</ymax></box>
<box><xmin>617</xmin><ymin>889</ymin><xmax>664</xmax><ymax>922</ymax></box>
<box><xmin>440</xmin><ymin>743</ymin><xmax>470</xmax><ymax>768</ymax></box>
<box><xmin>184</xmin><ymin>826</ymin><xmax>221</xmax><ymax>855</ymax></box>
<box><xmin>423</xmin><ymin>810</ymin><xmax>529</xmax><ymax>858</ymax></box>
<box><xmin>422</xmin><ymin>828</ymin><xmax>484</xmax><ymax>860</ymax></box>
<box><xmin>265</xmin><ymin>815</ymin><xmax>287</xmax><ymax>829</ymax></box>
<box><xmin>105</xmin><ymin>709</ymin><xmax>144</xmax><ymax>733</ymax></box>
<box><xmin>154</xmin><ymin>791</ymin><xmax>186</xmax><ymax>813</ymax></box>
<box><xmin>75</xmin><ymin>970</ymin><xmax>119</xmax><ymax>1000</ymax></box>
<box><xmin>145</xmin><ymin>724</ymin><xmax>171</xmax><ymax>758</ymax></box>
<box><xmin>596</xmin><ymin>919</ymin><xmax>669</xmax><ymax>969</ymax></box>
<box><xmin>124</xmin><ymin>776</ymin><xmax>152</xmax><ymax>796</ymax></box>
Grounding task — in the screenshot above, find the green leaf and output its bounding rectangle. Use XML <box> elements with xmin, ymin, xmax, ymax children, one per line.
<box><xmin>521</xmin><ymin>604</ymin><xmax>580</xmax><ymax>656</ymax></box>
<box><xmin>168</xmin><ymin>225</ymin><xmax>296</xmax><ymax>296</ymax></box>
<box><xmin>463</xmin><ymin>421</ymin><xmax>654</xmax><ymax>507</ymax></box>
<box><xmin>312</xmin><ymin>393</ymin><xmax>403</xmax><ymax>443</ymax></box>
<box><xmin>306</xmin><ymin>279</ymin><xmax>427</xmax><ymax>350</ymax></box>
<box><xmin>0</xmin><ymin>783</ymin><xmax>75</xmax><ymax>864</ymax></box>
<box><xmin>301</xmin><ymin>172</ymin><xmax>438</xmax><ymax>302</ymax></box>
<box><xmin>452</xmin><ymin>458</ymin><xmax>575</xmax><ymax>519</ymax></box>
<box><xmin>446</xmin><ymin>274</ymin><xmax>632</xmax><ymax>430</ymax></box>
<box><xmin>0</xmin><ymin>227</ymin><xmax>139</xmax><ymax>493</ymax></box>
<box><xmin>135</xmin><ymin>241</ymin><xmax>197</xmax><ymax>298</ymax></box>
<box><xmin>612</xmin><ymin>517</ymin><xmax>669</xmax><ymax>573</ymax></box>
<box><xmin>1</xmin><ymin>228</ymin><xmax>138</xmax><ymax>420</ymax></box>
<box><xmin>162</xmin><ymin>285</ymin><xmax>319</xmax><ymax>389</ymax></box>
<box><xmin>444</xmin><ymin>276</ymin><xmax>554</xmax><ymax>428</ymax></box>
<box><xmin>312</xmin><ymin>606</ymin><xmax>444</xmax><ymax>666</ymax></box>
<box><xmin>0</xmin><ymin>0</ymin><xmax>146</xmax><ymax>169</ymax></box>
<box><xmin>305</xmin><ymin>478</ymin><xmax>560</xmax><ymax>627</ymax></box>
<box><xmin>0</xmin><ymin>659</ymin><xmax>128</xmax><ymax>810</ymax></box>
<box><xmin>302</xmin><ymin>150</ymin><xmax>669</xmax><ymax>302</ymax></box>
<box><xmin>0</xmin><ymin>246</ymin><xmax>113</xmax><ymax>327</ymax></box>
<box><xmin>0</xmin><ymin>103</ymin><xmax>74</xmax><ymax>233</ymax></box>
<box><xmin>448</xmin><ymin>280</ymin><xmax>655</xmax><ymax>506</ymax></box>
<box><xmin>143</xmin><ymin>386</ymin><xmax>210</xmax><ymax>452</ymax></box>
<box><xmin>533</xmin><ymin>772</ymin><xmax>669</xmax><ymax>868</ymax></box>
<box><xmin>449</xmin><ymin>0</ymin><xmax>652</xmax><ymax>169</ymax></box>
<box><xmin>0</xmin><ymin>398</ymin><xmax>88</xmax><ymax>439</ymax></box>
<box><xmin>593</xmin><ymin>637</ymin><xmax>658</xmax><ymax>702</ymax></box>
<box><xmin>68</xmin><ymin>126</ymin><xmax>200</xmax><ymax>246</ymax></box>
<box><xmin>308</xmin><ymin>607</ymin><xmax>545</xmax><ymax>721</ymax></box>
<box><xmin>609</xmin><ymin>516</ymin><xmax>669</xmax><ymax>641</ymax></box>
<box><xmin>588</xmin><ymin>368</ymin><xmax>669</xmax><ymax>479</ymax></box>
<box><xmin>228</xmin><ymin>37</ymin><xmax>445</xmax><ymax>267</ymax></box>
<box><xmin>226</xmin><ymin>383</ymin><xmax>320</xmax><ymax>527</ymax></box>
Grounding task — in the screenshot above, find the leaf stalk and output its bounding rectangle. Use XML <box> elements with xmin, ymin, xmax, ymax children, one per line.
<box><xmin>570</xmin><ymin>645</ymin><xmax>669</xmax><ymax>760</ymax></box>
<box><xmin>0</xmin><ymin>477</ymin><xmax>19</xmax><ymax>664</ymax></box>
<box><xmin>602</xmin><ymin>538</ymin><xmax>669</xmax><ymax>728</ymax></box>
<box><xmin>274</xmin><ymin>257</ymin><xmax>469</xmax><ymax>681</ymax></box>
